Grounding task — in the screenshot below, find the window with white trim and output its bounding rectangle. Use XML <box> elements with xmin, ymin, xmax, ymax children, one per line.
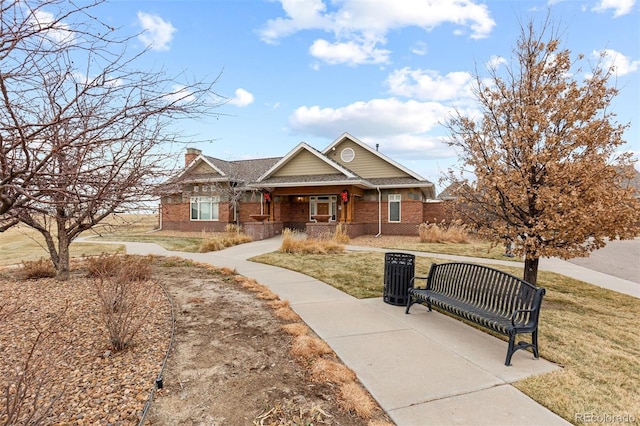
<box><xmin>309</xmin><ymin>195</ymin><xmax>337</xmax><ymax>221</ymax></box>
<box><xmin>190</xmin><ymin>196</ymin><xmax>220</xmax><ymax>221</ymax></box>
<box><xmin>388</xmin><ymin>194</ymin><xmax>401</xmax><ymax>222</ymax></box>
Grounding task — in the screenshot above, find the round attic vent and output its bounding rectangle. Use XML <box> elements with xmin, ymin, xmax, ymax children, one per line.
<box><xmin>341</xmin><ymin>147</ymin><xmax>355</xmax><ymax>162</ymax></box>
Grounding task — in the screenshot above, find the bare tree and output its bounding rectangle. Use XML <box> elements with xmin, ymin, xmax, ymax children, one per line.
<box><xmin>1</xmin><ymin>0</ymin><xmax>107</xmax><ymax>226</ymax></box>
<box><xmin>1</xmin><ymin>1</ymin><xmax>221</xmax><ymax>279</ymax></box>
<box><xmin>443</xmin><ymin>16</ymin><xmax>640</xmax><ymax>285</ymax></box>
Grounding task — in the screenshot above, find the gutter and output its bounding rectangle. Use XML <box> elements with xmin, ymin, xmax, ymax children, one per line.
<box><xmin>375</xmin><ymin>187</ymin><xmax>382</xmax><ymax>237</ymax></box>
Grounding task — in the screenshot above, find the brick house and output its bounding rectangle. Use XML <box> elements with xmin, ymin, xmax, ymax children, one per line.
<box><xmin>159</xmin><ymin>133</ymin><xmax>446</xmax><ymax>239</ymax></box>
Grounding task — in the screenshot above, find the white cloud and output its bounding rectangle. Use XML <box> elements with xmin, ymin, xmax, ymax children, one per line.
<box><xmin>288</xmin><ymin>99</ymin><xmax>457</xmax><ymax>160</ymax></box>
<box><xmin>289</xmin><ymin>97</ymin><xmax>453</xmax><ymax>138</ymax></box>
<box><xmin>386</xmin><ymin>68</ymin><xmax>475</xmax><ymax>102</ymax></box>
<box><xmin>486</xmin><ymin>55</ymin><xmax>507</xmax><ymax>70</ymax></box>
<box><xmin>411</xmin><ymin>41</ymin><xmax>428</xmax><ymax>56</ymax></box>
<box><xmin>309</xmin><ymin>38</ymin><xmax>390</xmax><ymax>66</ymax></box>
<box><xmin>30</xmin><ymin>10</ymin><xmax>74</xmax><ymax>45</ymax></box>
<box><xmin>164</xmin><ymin>85</ymin><xmax>196</xmax><ymax>104</ymax></box>
<box><xmin>595</xmin><ymin>49</ymin><xmax>640</xmax><ymax>76</ymax></box>
<box><xmin>260</xmin><ymin>0</ymin><xmax>495</xmax><ymax>65</ymax></box>
<box><xmin>592</xmin><ymin>0</ymin><xmax>636</xmax><ymax>17</ymax></box>
<box><xmin>228</xmin><ymin>88</ymin><xmax>255</xmax><ymax>107</ymax></box>
<box><xmin>137</xmin><ymin>12</ymin><xmax>176</xmax><ymax>51</ymax></box>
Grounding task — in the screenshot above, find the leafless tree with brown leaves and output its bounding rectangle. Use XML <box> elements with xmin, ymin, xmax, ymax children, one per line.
<box><xmin>443</xmin><ymin>16</ymin><xmax>640</xmax><ymax>285</ymax></box>
<box><xmin>0</xmin><ymin>0</ymin><xmax>222</xmax><ymax>279</ymax></box>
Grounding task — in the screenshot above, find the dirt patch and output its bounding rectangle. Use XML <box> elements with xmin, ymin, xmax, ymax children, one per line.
<box><xmin>145</xmin><ymin>261</ymin><xmax>391</xmax><ymax>424</ymax></box>
<box><xmin>0</xmin><ymin>257</ymin><xmax>392</xmax><ymax>425</ymax></box>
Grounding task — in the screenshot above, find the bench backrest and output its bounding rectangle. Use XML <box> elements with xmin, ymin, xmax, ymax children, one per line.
<box><xmin>427</xmin><ymin>262</ymin><xmax>545</xmax><ymax>324</ymax></box>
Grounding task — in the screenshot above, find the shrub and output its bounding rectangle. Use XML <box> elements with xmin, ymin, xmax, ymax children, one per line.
<box><xmin>225</xmin><ymin>223</ymin><xmax>242</xmax><ymax>234</ymax></box>
<box><xmin>21</xmin><ymin>258</ymin><xmax>56</xmax><ymax>279</ymax></box>
<box><xmin>90</xmin><ymin>255</ymin><xmax>158</xmax><ymax>351</ymax></box>
<box><xmin>418</xmin><ymin>220</ymin><xmax>471</xmax><ymax>244</ymax></box>
<box><xmin>333</xmin><ymin>223</ymin><xmax>350</xmax><ymax>244</ymax></box>
<box><xmin>198</xmin><ymin>232</ymin><xmax>252</xmax><ymax>252</ymax></box>
<box><xmin>337</xmin><ymin>382</ymin><xmax>376</xmax><ymax>418</ymax></box>
<box><xmin>280</xmin><ymin>229</ymin><xmax>344</xmax><ymax>254</ymax></box>
<box><xmin>86</xmin><ymin>254</ymin><xmax>152</xmax><ymax>282</ymax></box>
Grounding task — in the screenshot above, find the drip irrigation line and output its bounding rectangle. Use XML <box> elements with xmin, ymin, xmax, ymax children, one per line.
<box><xmin>138</xmin><ymin>280</ymin><xmax>176</xmax><ymax>425</ymax></box>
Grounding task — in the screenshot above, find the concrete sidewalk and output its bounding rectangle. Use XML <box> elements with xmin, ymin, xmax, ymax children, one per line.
<box><xmin>116</xmin><ymin>237</ymin><xmax>593</xmax><ymax>425</ymax></box>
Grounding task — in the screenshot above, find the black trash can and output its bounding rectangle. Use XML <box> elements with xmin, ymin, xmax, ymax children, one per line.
<box><xmin>383</xmin><ymin>252</ymin><xmax>415</xmax><ymax>306</ymax></box>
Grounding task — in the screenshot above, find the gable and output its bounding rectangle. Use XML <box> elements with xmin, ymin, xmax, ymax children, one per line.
<box><xmin>272</xmin><ymin>149</ymin><xmax>338</xmax><ymax>177</ymax></box>
<box><xmin>191</xmin><ymin>160</ymin><xmax>223</xmax><ymax>176</ymax></box>
<box><xmin>327</xmin><ymin>138</ymin><xmax>410</xmax><ymax>179</ymax></box>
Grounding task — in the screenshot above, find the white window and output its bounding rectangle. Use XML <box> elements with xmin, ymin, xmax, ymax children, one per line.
<box><xmin>388</xmin><ymin>194</ymin><xmax>401</xmax><ymax>222</ymax></box>
<box><xmin>309</xmin><ymin>195</ymin><xmax>337</xmax><ymax>221</ymax></box>
<box><xmin>190</xmin><ymin>196</ymin><xmax>220</xmax><ymax>221</ymax></box>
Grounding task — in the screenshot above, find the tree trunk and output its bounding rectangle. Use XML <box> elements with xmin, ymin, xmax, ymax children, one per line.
<box><xmin>56</xmin><ymin>231</ymin><xmax>71</xmax><ymax>281</ymax></box>
<box><xmin>523</xmin><ymin>257</ymin><xmax>539</xmax><ymax>285</ymax></box>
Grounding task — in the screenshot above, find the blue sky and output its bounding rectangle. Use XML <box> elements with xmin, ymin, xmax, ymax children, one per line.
<box><xmin>98</xmin><ymin>0</ymin><xmax>638</xmax><ymax>192</ymax></box>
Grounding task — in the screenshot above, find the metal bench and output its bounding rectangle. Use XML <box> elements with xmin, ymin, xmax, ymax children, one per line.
<box><xmin>405</xmin><ymin>262</ymin><xmax>546</xmax><ymax>366</ymax></box>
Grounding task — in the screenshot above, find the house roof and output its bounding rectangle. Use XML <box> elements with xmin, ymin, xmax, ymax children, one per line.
<box><xmin>164</xmin><ymin>133</ymin><xmax>437</xmax><ymax>198</ymax></box>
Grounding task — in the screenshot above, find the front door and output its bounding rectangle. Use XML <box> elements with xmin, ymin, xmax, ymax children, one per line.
<box><xmin>317</xmin><ymin>203</ymin><xmax>329</xmax><ymax>215</ymax></box>
<box><xmin>310</xmin><ymin>195</ymin><xmax>337</xmax><ymax>221</ymax></box>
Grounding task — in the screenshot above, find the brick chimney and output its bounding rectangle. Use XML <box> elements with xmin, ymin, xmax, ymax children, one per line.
<box><xmin>185</xmin><ymin>148</ymin><xmax>202</xmax><ymax>166</ymax></box>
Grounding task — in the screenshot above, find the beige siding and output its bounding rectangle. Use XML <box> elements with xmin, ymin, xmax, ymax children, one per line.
<box><xmin>192</xmin><ymin>161</ymin><xmax>221</xmax><ymax>175</ymax></box>
<box><xmin>327</xmin><ymin>139</ymin><xmax>410</xmax><ymax>179</ymax></box>
<box><xmin>273</xmin><ymin>150</ymin><xmax>337</xmax><ymax>176</ymax></box>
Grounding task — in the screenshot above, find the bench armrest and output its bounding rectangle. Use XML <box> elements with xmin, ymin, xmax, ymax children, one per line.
<box><xmin>509</xmin><ymin>308</ymin><xmax>539</xmax><ymax>326</ymax></box>
<box><xmin>409</xmin><ymin>276</ymin><xmax>429</xmax><ymax>290</ymax></box>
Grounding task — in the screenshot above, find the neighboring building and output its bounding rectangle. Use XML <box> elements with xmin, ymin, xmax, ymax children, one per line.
<box><xmin>159</xmin><ymin>133</ymin><xmax>446</xmax><ymax>239</ymax></box>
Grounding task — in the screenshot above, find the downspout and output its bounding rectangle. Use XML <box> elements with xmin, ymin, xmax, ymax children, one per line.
<box><xmin>158</xmin><ymin>203</ymin><xmax>163</xmax><ymax>231</ymax></box>
<box><xmin>375</xmin><ymin>187</ymin><xmax>382</xmax><ymax>237</ymax></box>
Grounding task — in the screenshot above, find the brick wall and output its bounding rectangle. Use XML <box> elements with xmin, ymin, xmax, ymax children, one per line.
<box><xmin>162</xmin><ymin>195</ymin><xmax>450</xmax><ymax>236</ymax></box>
<box><xmin>161</xmin><ymin>202</ymin><xmax>231</xmax><ymax>232</ymax></box>
<box><xmin>422</xmin><ymin>202</ymin><xmax>447</xmax><ymax>223</ymax></box>
<box><xmin>353</xmin><ymin>199</ymin><xmax>425</xmax><ymax>235</ymax></box>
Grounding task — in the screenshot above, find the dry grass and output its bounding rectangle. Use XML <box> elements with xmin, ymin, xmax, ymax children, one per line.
<box><xmin>20</xmin><ymin>258</ymin><xmax>57</xmax><ymax>279</ymax></box>
<box><xmin>273</xmin><ymin>307</ymin><xmax>301</xmax><ymax>322</ymax></box>
<box><xmin>198</xmin><ymin>232</ymin><xmax>252</xmax><ymax>252</ymax></box>
<box><xmin>334</xmin><ymin>223</ymin><xmax>351</xmax><ymax>244</ymax></box>
<box><xmin>290</xmin><ymin>335</ymin><xmax>334</xmax><ymax>359</ymax></box>
<box><xmin>0</xmin><ymin>225</ymin><xmax>125</xmax><ymax>267</ymax></box>
<box><xmin>254</xmin><ymin>399</ymin><xmax>333</xmax><ymax>425</ymax></box>
<box><xmin>418</xmin><ymin>220</ymin><xmax>472</xmax><ymax>243</ymax></box>
<box><xmin>337</xmin><ymin>382</ymin><xmax>377</xmax><ymax>418</ymax></box>
<box><xmin>279</xmin><ymin>229</ymin><xmax>345</xmax><ymax>254</ymax></box>
<box><xmin>280</xmin><ymin>323</ymin><xmax>310</xmax><ymax>336</ymax></box>
<box><xmin>349</xmin><ymin>234</ymin><xmax>513</xmax><ymax>261</ymax></box>
<box><xmin>310</xmin><ymin>358</ymin><xmax>357</xmax><ymax>384</ymax></box>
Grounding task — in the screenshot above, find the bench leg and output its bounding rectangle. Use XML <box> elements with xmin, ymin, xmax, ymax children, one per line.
<box><xmin>505</xmin><ymin>335</ymin><xmax>516</xmax><ymax>366</ymax></box>
<box><xmin>531</xmin><ymin>330</ymin><xmax>540</xmax><ymax>359</ymax></box>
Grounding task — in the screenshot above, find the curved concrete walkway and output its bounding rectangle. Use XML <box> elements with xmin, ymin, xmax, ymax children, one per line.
<box><xmin>114</xmin><ymin>237</ymin><xmax>636</xmax><ymax>425</ymax></box>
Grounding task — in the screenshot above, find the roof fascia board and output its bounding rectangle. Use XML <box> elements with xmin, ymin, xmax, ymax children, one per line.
<box><xmin>322</xmin><ymin>132</ymin><xmax>428</xmax><ymax>182</ymax></box>
<box><xmin>248</xmin><ymin>180</ymin><xmax>369</xmax><ymax>189</ymax></box>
